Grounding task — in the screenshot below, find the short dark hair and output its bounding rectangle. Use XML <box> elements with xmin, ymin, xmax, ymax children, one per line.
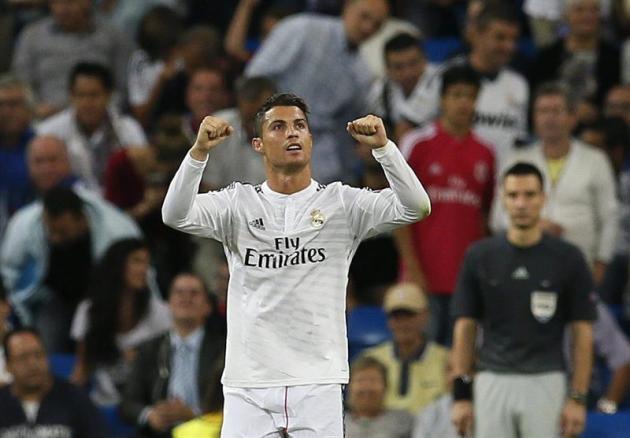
<box><xmin>137</xmin><ymin>5</ymin><xmax>183</xmax><ymax>60</ymax></box>
<box><xmin>502</xmin><ymin>162</ymin><xmax>545</xmax><ymax>188</ymax></box>
<box><xmin>3</xmin><ymin>327</ymin><xmax>43</xmax><ymax>362</ymax></box>
<box><xmin>440</xmin><ymin>65</ymin><xmax>481</xmax><ymax>97</ymax></box>
<box><xmin>0</xmin><ymin>280</ymin><xmax>6</xmax><ymax>302</ymax></box>
<box><xmin>69</xmin><ymin>62</ymin><xmax>113</xmax><ymax>92</ymax></box>
<box><xmin>42</xmin><ymin>186</ymin><xmax>84</xmax><ymax>219</ymax></box>
<box><xmin>350</xmin><ymin>356</ymin><xmax>388</xmax><ymax>388</ymax></box>
<box><xmin>253</xmin><ymin>93</ymin><xmax>310</xmax><ymax>137</ymax></box>
<box><xmin>235</xmin><ymin>76</ymin><xmax>277</xmax><ymax>102</ymax></box>
<box><xmin>476</xmin><ymin>1</ymin><xmax>520</xmax><ymax>30</ymax></box>
<box><xmin>533</xmin><ymin>81</ymin><xmax>575</xmax><ymax>111</ymax></box>
<box><xmin>384</xmin><ymin>32</ymin><xmax>423</xmax><ymax>60</ymax></box>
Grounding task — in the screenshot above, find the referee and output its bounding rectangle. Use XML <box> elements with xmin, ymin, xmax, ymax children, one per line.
<box><xmin>451</xmin><ymin>162</ymin><xmax>595</xmax><ymax>438</ymax></box>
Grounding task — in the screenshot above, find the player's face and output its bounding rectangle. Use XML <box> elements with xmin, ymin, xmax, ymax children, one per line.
<box><xmin>343</xmin><ymin>0</ymin><xmax>389</xmax><ymax>46</ymax></box>
<box><xmin>502</xmin><ymin>174</ymin><xmax>545</xmax><ymax>230</ymax></box>
<box><xmin>348</xmin><ymin>367</ymin><xmax>386</xmax><ymax>413</ymax></box>
<box><xmin>71</xmin><ymin>75</ymin><xmax>110</xmax><ymax>130</ymax></box>
<box><xmin>124</xmin><ymin>248</ymin><xmax>150</xmax><ymax>291</ymax></box>
<box><xmin>441</xmin><ymin>83</ymin><xmax>478</xmax><ymax>130</ymax></box>
<box><xmin>473</xmin><ymin>20</ymin><xmax>519</xmax><ymax>71</ymax></box>
<box><xmin>168</xmin><ymin>274</ymin><xmax>211</xmax><ymax>325</ymax></box>
<box><xmin>254</xmin><ymin>106</ymin><xmax>313</xmax><ymax>174</ymax></box>
<box><xmin>385</xmin><ymin>47</ymin><xmax>426</xmax><ymax>96</ymax></box>
<box><xmin>533</xmin><ymin>94</ymin><xmax>575</xmax><ymax>144</ymax></box>
<box><xmin>28</xmin><ymin>137</ymin><xmax>72</xmax><ymax>193</ymax></box>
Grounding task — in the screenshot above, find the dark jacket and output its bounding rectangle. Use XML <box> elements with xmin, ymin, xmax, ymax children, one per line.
<box><xmin>0</xmin><ymin>377</ymin><xmax>107</xmax><ymax>438</ymax></box>
<box><xmin>120</xmin><ymin>327</ymin><xmax>225</xmax><ymax>438</ymax></box>
<box><xmin>532</xmin><ymin>38</ymin><xmax>620</xmax><ymax>104</ymax></box>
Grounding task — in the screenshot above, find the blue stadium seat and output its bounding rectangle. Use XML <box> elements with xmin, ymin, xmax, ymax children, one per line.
<box><xmin>581</xmin><ymin>411</ymin><xmax>630</xmax><ymax>438</ymax></box>
<box><xmin>347</xmin><ymin>305</ymin><xmax>391</xmax><ymax>360</ymax></box>
<box><xmin>48</xmin><ymin>353</ymin><xmax>76</xmax><ymax>380</ymax></box>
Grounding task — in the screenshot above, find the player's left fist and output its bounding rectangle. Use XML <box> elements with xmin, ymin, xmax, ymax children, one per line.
<box><xmin>347</xmin><ymin>115</ymin><xmax>388</xmax><ymax>149</ymax></box>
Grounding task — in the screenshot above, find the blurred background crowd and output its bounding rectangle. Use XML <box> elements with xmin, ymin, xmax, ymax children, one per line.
<box><xmin>1</xmin><ymin>0</ymin><xmax>630</xmax><ymax>437</ymax></box>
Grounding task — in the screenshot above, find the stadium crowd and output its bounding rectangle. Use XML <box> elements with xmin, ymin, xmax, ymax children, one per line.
<box><xmin>1</xmin><ymin>0</ymin><xmax>630</xmax><ymax>436</ymax></box>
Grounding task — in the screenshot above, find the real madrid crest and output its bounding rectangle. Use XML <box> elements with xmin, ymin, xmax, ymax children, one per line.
<box><xmin>310</xmin><ymin>209</ymin><xmax>325</xmax><ymax>228</ymax></box>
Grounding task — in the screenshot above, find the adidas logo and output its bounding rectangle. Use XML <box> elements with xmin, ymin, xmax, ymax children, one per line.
<box><xmin>249</xmin><ymin>218</ymin><xmax>265</xmax><ymax>230</ymax></box>
<box><xmin>511</xmin><ymin>266</ymin><xmax>529</xmax><ymax>280</ymax></box>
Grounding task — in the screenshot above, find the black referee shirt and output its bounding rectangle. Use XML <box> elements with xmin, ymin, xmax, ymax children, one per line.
<box><xmin>452</xmin><ymin>233</ymin><xmax>596</xmax><ymax>373</ymax></box>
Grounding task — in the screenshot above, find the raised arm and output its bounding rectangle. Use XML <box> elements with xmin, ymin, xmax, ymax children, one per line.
<box><xmin>161</xmin><ymin>116</ymin><xmax>235</xmax><ymax>240</ymax></box>
<box><xmin>344</xmin><ymin>115</ymin><xmax>431</xmax><ymax>239</ymax></box>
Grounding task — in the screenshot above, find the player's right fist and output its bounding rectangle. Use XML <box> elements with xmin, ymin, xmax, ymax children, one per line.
<box><xmin>192</xmin><ymin>116</ymin><xmax>234</xmax><ymax>158</ymax></box>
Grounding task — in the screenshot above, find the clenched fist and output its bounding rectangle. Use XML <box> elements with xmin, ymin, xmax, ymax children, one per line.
<box><xmin>191</xmin><ymin>116</ymin><xmax>234</xmax><ymax>160</ymax></box>
<box><xmin>347</xmin><ymin>115</ymin><xmax>388</xmax><ymax>149</ymax></box>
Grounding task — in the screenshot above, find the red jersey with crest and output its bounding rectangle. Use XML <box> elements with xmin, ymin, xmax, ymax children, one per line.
<box><xmin>401</xmin><ymin>122</ymin><xmax>495</xmax><ymax>294</ymax></box>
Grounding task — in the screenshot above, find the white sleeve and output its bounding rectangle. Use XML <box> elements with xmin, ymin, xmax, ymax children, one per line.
<box><xmin>70</xmin><ymin>300</ymin><xmax>91</xmax><ymax>341</ymax></box>
<box><xmin>162</xmin><ymin>151</ymin><xmax>234</xmax><ymax>242</ymax></box>
<box><xmin>593</xmin><ymin>302</ymin><xmax>630</xmax><ymax>370</ymax></box>
<box><xmin>342</xmin><ymin>140</ymin><xmax>430</xmax><ymax>240</ymax></box>
<box><xmin>593</xmin><ymin>152</ymin><xmax>619</xmax><ymax>263</ymax></box>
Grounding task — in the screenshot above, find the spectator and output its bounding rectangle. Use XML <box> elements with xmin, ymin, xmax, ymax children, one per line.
<box><xmin>362</xmin><ymin>283</ymin><xmax>448</xmax><ymax>414</ymax></box>
<box><xmin>0</xmin><ymin>186</ymin><xmax>141</xmax><ymax>350</ymax></box>
<box><xmin>180</xmin><ymin>67</ymin><xmax>230</xmax><ymax>145</ymax></box>
<box><xmin>604</xmin><ymin>84</ymin><xmax>630</xmax><ymax>126</ymax></box>
<box><xmin>37</xmin><ymin>62</ymin><xmax>147</xmax><ymax>189</ymax></box>
<box><xmin>0</xmin><ymin>74</ymin><xmax>36</xmax><ymax>234</ymax></box>
<box><xmin>104</xmin><ymin>115</ymin><xmax>195</xmax><ymax>293</ymax></box>
<box><xmin>121</xmin><ymin>272</ymin><xmax>224</xmax><ymax>438</ymax></box>
<box><xmin>69</xmin><ymin>239</ymin><xmax>170</xmax><ymax>407</ymax></box>
<box><xmin>412</xmin><ymin>355</ymin><xmax>458</xmax><ymax>438</ymax></box>
<box><xmin>12</xmin><ymin>0</ymin><xmax>134</xmax><ymax>118</ymax></box>
<box><xmin>345</xmin><ymin>356</ymin><xmax>414</xmax><ymax>438</ymax></box>
<box><xmin>578</xmin><ymin>116</ymin><xmax>630</xmax><ymax>177</ymax></box>
<box><xmin>224</xmin><ymin>0</ymin><xmax>294</xmax><ymax>63</ymax></box>
<box><xmin>451</xmin><ymin>162</ymin><xmax>595</xmax><ymax>438</ymax></box>
<box><xmin>532</xmin><ymin>0</ymin><xmax>620</xmax><ymax>105</ymax></box>
<box><xmin>201</xmin><ymin>76</ymin><xmax>275</xmax><ymax>190</ymax></box>
<box><xmin>151</xmin><ymin>26</ymin><xmax>224</xmax><ymax>122</ymax></box>
<box><xmin>0</xmin><ymin>282</ymin><xmax>11</xmax><ymax>386</ymax></box>
<box><xmin>127</xmin><ymin>5</ymin><xmax>184</xmax><ymax>127</ymax></box>
<box><xmin>492</xmin><ymin>82</ymin><xmax>618</xmax><ymax>284</ymax></box>
<box><xmin>425</xmin><ymin>1</ymin><xmax>528</xmax><ymax>164</ymax></box>
<box><xmin>0</xmin><ymin>328</ymin><xmax>107</xmax><ymax>437</ymax></box>
<box><xmin>26</xmin><ymin>136</ymin><xmax>77</xmax><ymax>195</ymax></box>
<box><xmin>397</xmin><ymin>65</ymin><xmax>494</xmax><ymax>344</ymax></box>
<box><xmin>524</xmin><ymin>0</ymin><xmax>564</xmax><ymax>47</ymax></box>
<box><xmin>572</xmin><ymin>299</ymin><xmax>630</xmax><ymax>414</ymax></box>
<box><xmin>367</xmin><ymin>33</ymin><xmax>440</xmax><ymax>138</ymax></box>
<box><xmin>245</xmin><ymin>0</ymin><xmax>390</xmax><ymax>183</ymax></box>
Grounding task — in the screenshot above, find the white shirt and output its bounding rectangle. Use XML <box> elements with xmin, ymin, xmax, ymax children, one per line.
<box><xmin>0</xmin><ymin>347</ymin><xmax>11</xmax><ymax>385</ymax></box>
<box><xmin>368</xmin><ymin>63</ymin><xmax>441</xmax><ymax>127</ymax></box>
<box><xmin>36</xmin><ymin>108</ymin><xmax>147</xmax><ymax>188</ymax></box>
<box><xmin>162</xmin><ymin>141</ymin><xmax>430</xmax><ymax>387</ymax></box>
<box><xmin>70</xmin><ymin>295</ymin><xmax>172</xmax><ymax>350</ymax></box>
<box><xmin>127</xmin><ymin>49</ymin><xmax>166</xmax><ymax>106</ymax></box>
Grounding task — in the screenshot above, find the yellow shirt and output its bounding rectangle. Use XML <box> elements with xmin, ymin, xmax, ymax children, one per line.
<box><xmin>362</xmin><ymin>341</ymin><xmax>448</xmax><ymax>414</ymax></box>
<box><xmin>546</xmin><ymin>156</ymin><xmax>567</xmax><ymax>185</ymax></box>
<box><xmin>172</xmin><ymin>412</ymin><xmax>222</xmax><ymax>438</ymax></box>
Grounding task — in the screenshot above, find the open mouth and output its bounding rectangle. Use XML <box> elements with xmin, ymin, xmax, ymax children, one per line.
<box><xmin>286</xmin><ymin>143</ymin><xmax>302</xmax><ymax>151</ymax></box>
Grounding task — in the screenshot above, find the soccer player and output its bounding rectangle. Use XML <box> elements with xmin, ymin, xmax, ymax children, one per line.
<box><xmin>162</xmin><ymin>93</ymin><xmax>431</xmax><ymax>436</ymax></box>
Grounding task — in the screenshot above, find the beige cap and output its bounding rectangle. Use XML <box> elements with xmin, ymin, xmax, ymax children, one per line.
<box><xmin>383</xmin><ymin>282</ymin><xmax>428</xmax><ymax>313</ymax></box>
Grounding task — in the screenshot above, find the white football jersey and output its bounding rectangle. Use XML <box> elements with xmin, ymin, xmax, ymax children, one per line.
<box><xmin>163</xmin><ymin>141</ymin><xmax>430</xmax><ymax>387</ymax></box>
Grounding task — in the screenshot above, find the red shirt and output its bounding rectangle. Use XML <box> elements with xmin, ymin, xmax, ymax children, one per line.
<box><xmin>401</xmin><ymin>122</ymin><xmax>495</xmax><ymax>294</ymax></box>
<box><xmin>104</xmin><ymin>149</ymin><xmax>145</xmax><ymax>209</ymax></box>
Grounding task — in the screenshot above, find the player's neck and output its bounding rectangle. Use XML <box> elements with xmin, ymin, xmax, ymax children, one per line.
<box><xmin>266</xmin><ymin>168</ymin><xmax>312</xmax><ymax>195</ymax></box>
<box><xmin>507</xmin><ymin>225</ymin><xmax>543</xmax><ymax>247</ymax></box>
